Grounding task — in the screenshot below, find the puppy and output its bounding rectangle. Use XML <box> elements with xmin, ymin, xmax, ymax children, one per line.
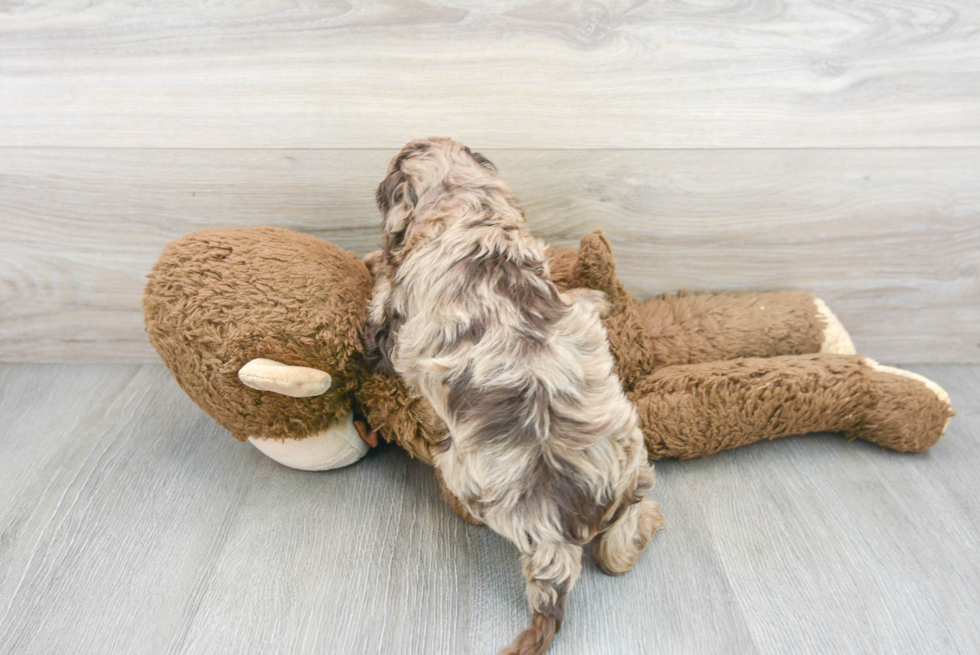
<box><xmin>364</xmin><ymin>138</ymin><xmax>662</xmax><ymax>655</ymax></box>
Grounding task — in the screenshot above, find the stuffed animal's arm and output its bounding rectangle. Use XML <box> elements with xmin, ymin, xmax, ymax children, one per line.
<box><xmin>547</xmin><ymin>231</ymin><xmax>855</xmax><ymax>388</ymax></box>
<box><xmin>632</xmin><ymin>290</ymin><xmax>855</xmax><ymax>367</ymax></box>
<box><xmin>629</xmin><ymin>354</ymin><xmax>952</xmax><ymax>459</ymax></box>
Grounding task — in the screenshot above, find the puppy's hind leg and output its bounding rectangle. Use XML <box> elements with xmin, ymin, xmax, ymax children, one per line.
<box><xmin>592</xmin><ymin>467</ymin><xmax>663</xmax><ymax>576</ymax></box>
<box><xmin>434</xmin><ymin>466</ymin><xmax>484</xmax><ymax>526</ymax></box>
<box><xmin>498</xmin><ymin>541</ymin><xmax>583</xmax><ymax>655</ymax></box>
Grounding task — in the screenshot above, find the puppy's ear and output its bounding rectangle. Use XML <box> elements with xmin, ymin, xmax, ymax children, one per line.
<box><xmin>468</xmin><ymin>149</ymin><xmax>497</xmax><ymax>171</ymax></box>
<box><xmin>376</xmin><ymin>169</ymin><xmax>418</xmax><ymax>250</ymax></box>
<box><xmin>362</xmin><ymin>311</ymin><xmax>400</xmax><ymax>376</ymax></box>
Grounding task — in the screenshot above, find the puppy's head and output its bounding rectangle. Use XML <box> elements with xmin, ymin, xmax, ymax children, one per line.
<box><xmin>375</xmin><ymin>138</ymin><xmax>500</xmax><ymax>256</ymax></box>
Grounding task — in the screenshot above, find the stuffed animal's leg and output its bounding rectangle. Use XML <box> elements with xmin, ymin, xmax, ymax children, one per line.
<box><xmin>629</xmin><ymin>354</ymin><xmax>953</xmax><ymax>459</ymax></box>
<box><xmin>633</xmin><ymin>290</ymin><xmax>855</xmax><ymax>367</ymax></box>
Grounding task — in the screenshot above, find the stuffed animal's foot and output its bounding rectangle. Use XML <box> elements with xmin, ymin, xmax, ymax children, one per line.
<box><xmin>592</xmin><ymin>497</ymin><xmax>663</xmax><ymax>576</ymax></box>
<box><xmin>847</xmin><ymin>359</ymin><xmax>954</xmax><ymax>453</ymax></box>
<box><xmin>814</xmin><ymin>298</ymin><xmax>856</xmax><ymax>355</ymax></box>
<box><xmin>248</xmin><ymin>411</ymin><xmax>369</xmax><ymax>470</ymax></box>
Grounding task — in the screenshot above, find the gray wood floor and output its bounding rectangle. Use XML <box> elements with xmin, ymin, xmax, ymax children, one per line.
<box><xmin>1</xmin><ymin>363</ymin><xmax>978</xmax><ymax>655</ymax></box>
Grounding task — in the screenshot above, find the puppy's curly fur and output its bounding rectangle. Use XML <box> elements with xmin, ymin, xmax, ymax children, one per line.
<box><xmin>365</xmin><ymin>138</ymin><xmax>662</xmax><ymax>655</ymax></box>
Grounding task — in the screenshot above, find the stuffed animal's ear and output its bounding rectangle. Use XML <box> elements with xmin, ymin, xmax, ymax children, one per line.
<box><xmin>574</xmin><ymin>231</ymin><xmax>629</xmax><ymax>307</ymax></box>
<box><xmin>575</xmin><ymin>231</ymin><xmax>614</xmax><ymax>281</ymax></box>
<box><xmin>238</xmin><ymin>358</ymin><xmax>332</xmax><ymax>397</ymax></box>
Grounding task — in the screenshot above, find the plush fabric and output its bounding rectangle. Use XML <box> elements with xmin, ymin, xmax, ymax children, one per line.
<box><xmin>144</xmin><ymin>227</ymin><xmax>372</xmax><ymax>442</ymax></box>
<box><xmin>144</xmin><ymin>227</ymin><xmax>953</xmax><ymax>462</ymax></box>
<box><xmin>631</xmin><ymin>354</ymin><xmax>949</xmax><ymax>459</ymax></box>
<box><xmin>548</xmin><ymin>233</ymin><xmax>825</xmax><ymax>389</ymax></box>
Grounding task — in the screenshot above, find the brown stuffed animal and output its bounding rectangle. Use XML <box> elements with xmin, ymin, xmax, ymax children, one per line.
<box><xmin>144</xmin><ymin>227</ymin><xmax>953</xmax><ymax>474</ymax></box>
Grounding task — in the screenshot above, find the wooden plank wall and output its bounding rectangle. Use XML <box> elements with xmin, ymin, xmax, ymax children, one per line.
<box><xmin>1</xmin><ymin>1</ymin><xmax>978</xmax><ymax>363</ymax></box>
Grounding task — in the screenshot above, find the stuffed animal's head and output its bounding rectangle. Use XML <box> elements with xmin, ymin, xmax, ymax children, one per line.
<box><xmin>144</xmin><ymin>227</ymin><xmax>375</xmax><ymax>467</ymax></box>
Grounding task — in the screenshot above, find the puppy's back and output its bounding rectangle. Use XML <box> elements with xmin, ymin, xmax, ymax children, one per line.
<box><xmin>368</xmin><ymin>138</ymin><xmax>657</xmax><ymax>655</ymax></box>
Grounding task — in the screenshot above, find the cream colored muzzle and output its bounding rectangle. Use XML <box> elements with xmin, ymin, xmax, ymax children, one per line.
<box><xmin>237</xmin><ymin>358</ymin><xmax>369</xmax><ymax>471</ymax></box>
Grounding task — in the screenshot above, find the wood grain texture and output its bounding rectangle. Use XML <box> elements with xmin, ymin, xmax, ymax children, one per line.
<box><xmin>1</xmin><ymin>363</ymin><xmax>979</xmax><ymax>654</ymax></box>
<box><xmin>0</xmin><ymin>365</ymin><xmax>258</xmax><ymax>655</ymax></box>
<box><xmin>178</xmin><ymin>448</ymin><xmax>760</xmax><ymax>655</ymax></box>
<box><xmin>0</xmin><ymin>0</ymin><xmax>978</xmax><ymax>149</ymax></box>
<box><xmin>0</xmin><ymin>364</ymin><xmax>125</xmax><ymax>527</ymax></box>
<box><xmin>677</xmin><ymin>364</ymin><xmax>980</xmax><ymax>655</ymax></box>
<box><xmin>2</xmin><ymin>147</ymin><xmax>977</xmax><ymax>364</ymax></box>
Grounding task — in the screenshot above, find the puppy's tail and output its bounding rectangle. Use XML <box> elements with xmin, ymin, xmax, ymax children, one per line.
<box><xmin>498</xmin><ymin>542</ymin><xmax>582</xmax><ymax>655</ymax></box>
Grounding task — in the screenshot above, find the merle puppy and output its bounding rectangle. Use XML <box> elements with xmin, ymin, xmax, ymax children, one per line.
<box><xmin>364</xmin><ymin>138</ymin><xmax>662</xmax><ymax>655</ymax></box>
